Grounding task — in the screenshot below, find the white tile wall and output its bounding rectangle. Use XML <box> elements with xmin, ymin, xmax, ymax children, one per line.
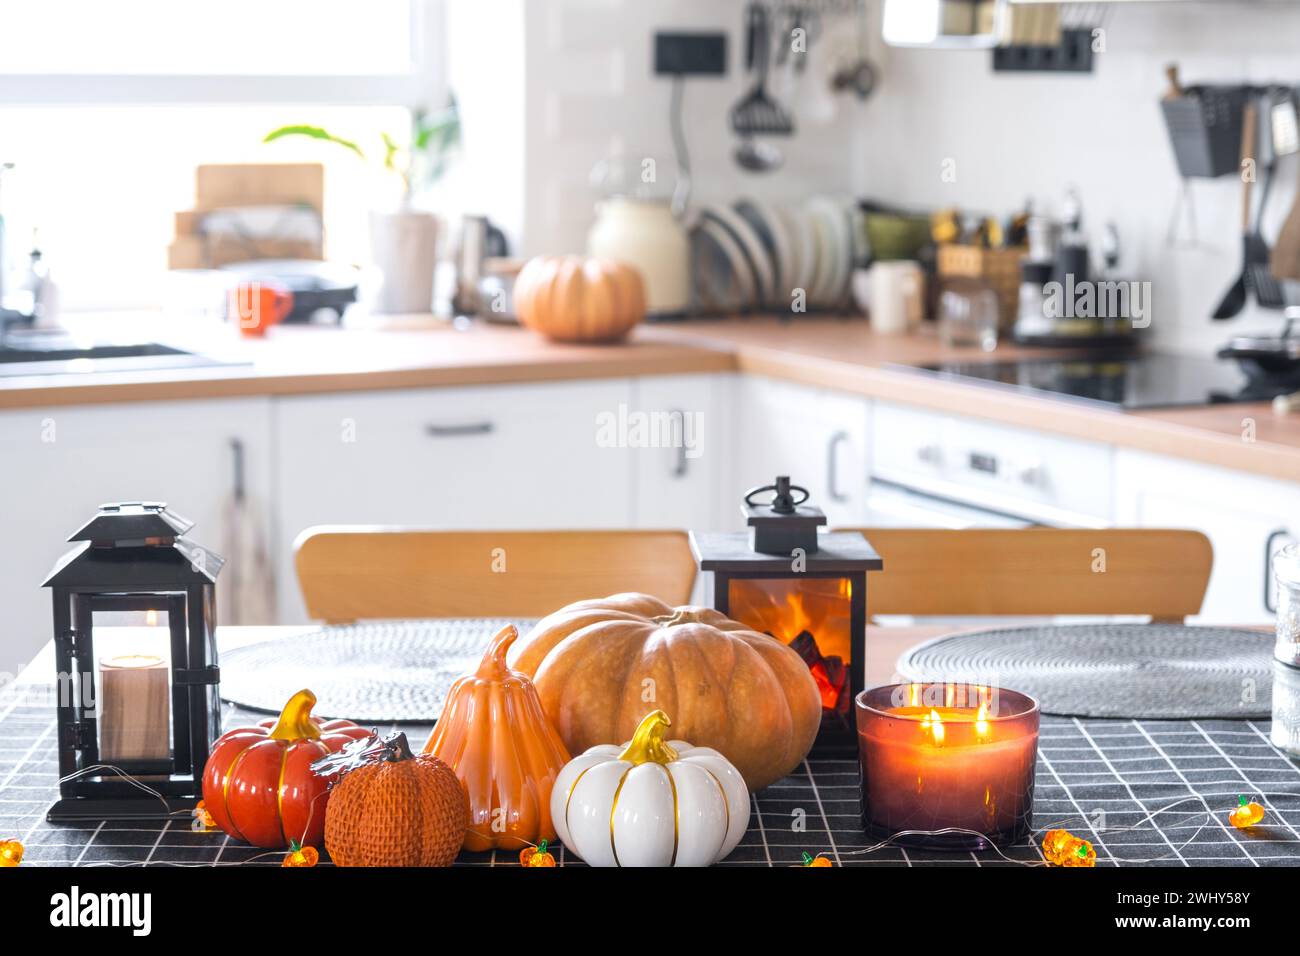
<box><xmin>447</xmin><ymin>0</ymin><xmax>864</xmax><ymax>258</ymax></box>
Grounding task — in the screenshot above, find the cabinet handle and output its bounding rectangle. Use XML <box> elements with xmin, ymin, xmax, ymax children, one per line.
<box><xmin>669</xmin><ymin>408</ymin><xmax>688</xmax><ymax>479</ymax></box>
<box><xmin>1265</xmin><ymin>527</ymin><xmax>1294</xmax><ymax>614</ymax></box>
<box><xmin>425</xmin><ymin>421</ymin><xmax>495</xmax><ymax>438</ymax></box>
<box><xmin>827</xmin><ymin>430</ymin><xmax>850</xmax><ymax>503</ymax></box>
<box><xmin>229</xmin><ymin>438</ymin><xmax>246</xmax><ymax>504</ymax></box>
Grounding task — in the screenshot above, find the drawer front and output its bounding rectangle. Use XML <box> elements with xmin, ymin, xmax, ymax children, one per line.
<box><xmin>872</xmin><ymin>402</ymin><xmax>1112</xmax><ymax>525</ymax></box>
<box><xmin>275</xmin><ymin>380</ymin><xmax>634</xmax><ymax>533</ymax></box>
<box><xmin>273</xmin><ymin>380</ymin><xmax>635</xmax><ymax>621</ymax></box>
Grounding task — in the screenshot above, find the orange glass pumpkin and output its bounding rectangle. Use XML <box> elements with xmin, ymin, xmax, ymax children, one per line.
<box><xmin>425</xmin><ymin>624</ymin><xmax>571</xmax><ymax>852</ymax></box>
<box><xmin>202</xmin><ymin>689</ymin><xmax>369</xmax><ymax>849</ymax></box>
<box><xmin>514</xmin><ymin>255</ymin><xmax>646</xmax><ymax>343</ymax></box>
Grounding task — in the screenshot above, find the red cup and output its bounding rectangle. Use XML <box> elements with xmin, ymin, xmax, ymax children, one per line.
<box><xmin>228</xmin><ymin>281</ymin><xmax>293</xmax><ymax>337</ymax></box>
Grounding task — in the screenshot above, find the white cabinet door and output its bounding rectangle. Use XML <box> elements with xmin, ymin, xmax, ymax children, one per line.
<box><xmin>0</xmin><ymin>398</ymin><xmax>273</xmax><ymax>678</ymax></box>
<box><xmin>730</xmin><ymin>376</ymin><xmax>869</xmax><ymax>529</ymax></box>
<box><xmin>629</xmin><ymin>374</ymin><xmax>725</xmax><ymax>531</ymax></box>
<box><xmin>273</xmin><ymin>380</ymin><xmax>634</xmax><ymax>621</ymax></box>
<box><xmin>1115</xmin><ymin>450</ymin><xmax>1300</xmax><ymax>624</ymax></box>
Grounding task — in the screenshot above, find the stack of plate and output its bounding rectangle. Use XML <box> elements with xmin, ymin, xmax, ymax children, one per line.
<box><xmin>690</xmin><ymin>196</ymin><xmax>865</xmax><ymax>314</ymax></box>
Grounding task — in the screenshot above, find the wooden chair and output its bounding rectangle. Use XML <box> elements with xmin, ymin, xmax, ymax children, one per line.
<box><xmin>833</xmin><ymin>528</ymin><xmax>1213</xmax><ymax>622</ymax></box>
<box><xmin>294</xmin><ymin>527</ymin><xmax>697</xmax><ymax>623</ymax></box>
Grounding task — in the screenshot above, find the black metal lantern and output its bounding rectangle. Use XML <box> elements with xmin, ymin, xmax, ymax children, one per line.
<box><xmin>42</xmin><ymin>502</ymin><xmax>224</xmax><ymax>822</ymax></box>
<box><xmin>690</xmin><ymin>477</ymin><xmax>882</xmax><ymax>756</ymax></box>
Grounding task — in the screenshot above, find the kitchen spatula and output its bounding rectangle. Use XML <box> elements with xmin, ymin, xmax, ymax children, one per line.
<box><xmin>730</xmin><ymin>2</ymin><xmax>793</xmax><ymax>138</ymax></box>
<box><xmin>1212</xmin><ymin>102</ymin><xmax>1255</xmax><ymax>319</ymax></box>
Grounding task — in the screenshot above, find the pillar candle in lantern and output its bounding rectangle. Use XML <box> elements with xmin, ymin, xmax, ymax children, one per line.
<box><xmin>857</xmin><ymin>683</ymin><xmax>1039</xmax><ymax>849</ymax></box>
<box><xmin>98</xmin><ymin>654</ymin><xmax>170</xmax><ymax>768</ymax></box>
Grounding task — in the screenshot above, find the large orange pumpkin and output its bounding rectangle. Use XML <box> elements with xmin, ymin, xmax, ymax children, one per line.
<box><xmin>509</xmin><ymin>593</ymin><xmax>822</xmax><ymax>791</ymax></box>
<box><xmin>513</xmin><ymin>255</ymin><xmax>646</xmax><ymax>343</ymax></box>
<box><xmin>202</xmin><ymin>689</ymin><xmax>370</xmax><ymax>849</ymax></box>
<box><xmin>423</xmin><ymin>624</ymin><xmax>571</xmax><ymax>852</ymax></box>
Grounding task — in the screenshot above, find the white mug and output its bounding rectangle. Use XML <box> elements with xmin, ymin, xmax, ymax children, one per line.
<box><xmin>856</xmin><ymin>260</ymin><xmax>923</xmax><ymax>334</ymax></box>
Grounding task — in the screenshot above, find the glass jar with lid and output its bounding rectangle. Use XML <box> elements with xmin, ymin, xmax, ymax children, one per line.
<box><xmin>1274</xmin><ymin>543</ymin><xmax>1300</xmax><ymax>665</ymax></box>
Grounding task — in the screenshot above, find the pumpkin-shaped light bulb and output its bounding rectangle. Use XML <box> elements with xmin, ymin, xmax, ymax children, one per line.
<box><xmin>801</xmin><ymin>851</ymin><xmax>832</xmax><ymax>867</ymax></box>
<box><xmin>0</xmin><ymin>839</ymin><xmax>22</xmax><ymax>867</ymax></box>
<box><xmin>521</xmin><ymin>839</ymin><xmax>556</xmax><ymax>867</ymax></box>
<box><xmin>1229</xmin><ymin>795</ymin><xmax>1265</xmax><ymax>830</ymax></box>
<box><xmin>283</xmin><ymin>839</ymin><xmax>319</xmax><ymax>867</ymax></box>
<box><xmin>191</xmin><ymin>800</ymin><xmax>218</xmax><ymax>833</ymax></box>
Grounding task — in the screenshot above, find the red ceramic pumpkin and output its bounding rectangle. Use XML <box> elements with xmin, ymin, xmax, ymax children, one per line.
<box><xmin>202</xmin><ymin>689</ymin><xmax>369</xmax><ymax>849</ymax></box>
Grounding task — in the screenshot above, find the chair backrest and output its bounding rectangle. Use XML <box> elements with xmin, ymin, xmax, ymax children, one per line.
<box><xmin>833</xmin><ymin>528</ymin><xmax>1213</xmax><ymax>621</ymax></box>
<box><xmin>294</xmin><ymin>527</ymin><xmax>697</xmax><ymax>623</ymax></box>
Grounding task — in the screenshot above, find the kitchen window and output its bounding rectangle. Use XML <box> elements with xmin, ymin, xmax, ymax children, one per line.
<box><xmin>0</xmin><ymin>0</ymin><xmax>447</xmax><ymax>313</ymax></box>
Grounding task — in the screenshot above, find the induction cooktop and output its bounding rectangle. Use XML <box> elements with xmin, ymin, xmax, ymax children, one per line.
<box><xmin>903</xmin><ymin>353</ymin><xmax>1300</xmax><ymax>410</ymax></box>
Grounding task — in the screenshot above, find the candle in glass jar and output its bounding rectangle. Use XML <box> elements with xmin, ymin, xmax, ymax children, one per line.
<box><xmin>857</xmin><ymin>683</ymin><xmax>1039</xmax><ymax>849</ymax></box>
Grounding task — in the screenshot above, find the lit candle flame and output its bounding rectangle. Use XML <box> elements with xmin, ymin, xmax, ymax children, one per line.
<box><xmin>975</xmin><ymin>703</ymin><xmax>990</xmax><ymax>739</ymax></box>
<box><xmin>145</xmin><ymin>609</ymin><xmax>158</xmax><ymax>626</ymax></box>
<box><xmin>922</xmin><ymin>708</ymin><xmax>945</xmax><ymax>746</ymax></box>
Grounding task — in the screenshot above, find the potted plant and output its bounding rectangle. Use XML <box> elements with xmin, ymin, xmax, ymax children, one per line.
<box><xmin>264</xmin><ymin>101</ymin><xmax>460</xmax><ymax>315</ymax></box>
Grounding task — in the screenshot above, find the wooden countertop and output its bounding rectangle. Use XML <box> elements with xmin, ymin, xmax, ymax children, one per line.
<box><xmin>3</xmin><ymin>315</ymin><xmax>1298</xmax><ymax>482</ymax></box>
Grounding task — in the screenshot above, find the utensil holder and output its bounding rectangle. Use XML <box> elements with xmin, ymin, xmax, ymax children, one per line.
<box><xmin>1161</xmin><ymin>85</ymin><xmax>1249</xmax><ymax>179</ymax></box>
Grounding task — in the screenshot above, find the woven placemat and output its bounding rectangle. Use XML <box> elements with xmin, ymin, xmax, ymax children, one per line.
<box><xmin>896</xmin><ymin>623</ymin><xmax>1274</xmax><ymax>719</ymax></box>
<box><xmin>219</xmin><ymin>619</ymin><xmax>532</xmax><ymax>723</ymax></box>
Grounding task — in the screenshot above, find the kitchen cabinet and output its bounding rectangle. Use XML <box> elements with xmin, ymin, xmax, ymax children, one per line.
<box><xmin>0</xmin><ymin>398</ymin><xmax>273</xmax><ymax>678</ymax></box>
<box><xmin>629</xmin><ymin>373</ymin><xmax>727</xmax><ymax>531</ymax></box>
<box><xmin>730</xmin><ymin>376</ymin><xmax>870</xmax><ymax>528</ymax></box>
<box><xmin>272</xmin><ymin>380</ymin><xmax>635</xmax><ymax>621</ymax></box>
<box><xmin>1115</xmin><ymin>449</ymin><xmax>1300</xmax><ymax>624</ymax></box>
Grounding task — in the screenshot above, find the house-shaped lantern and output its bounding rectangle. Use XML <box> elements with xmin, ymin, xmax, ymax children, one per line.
<box><xmin>690</xmin><ymin>477</ymin><xmax>882</xmax><ymax>755</ymax></box>
<box><xmin>42</xmin><ymin>502</ymin><xmax>223</xmax><ymax>822</ymax></box>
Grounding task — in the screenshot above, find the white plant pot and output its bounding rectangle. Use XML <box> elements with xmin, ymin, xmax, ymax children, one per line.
<box><xmin>369</xmin><ymin>209</ymin><xmax>439</xmax><ymax>314</ymax></box>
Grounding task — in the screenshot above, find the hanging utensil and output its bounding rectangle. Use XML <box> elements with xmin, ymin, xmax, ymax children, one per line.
<box><xmin>1212</xmin><ymin>101</ymin><xmax>1257</xmax><ymax>320</ymax></box>
<box><xmin>730</xmin><ymin>3</ymin><xmax>794</xmax><ymax>139</ymax></box>
<box><xmin>1246</xmin><ymin>95</ymin><xmax>1286</xmax><ymax>309</ymax></box>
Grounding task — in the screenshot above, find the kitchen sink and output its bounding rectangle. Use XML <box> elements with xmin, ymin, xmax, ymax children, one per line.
<box><xmin>0</xmin><ymin>330</ymin><xmax>246</xmax><ymax>377</ymax></box>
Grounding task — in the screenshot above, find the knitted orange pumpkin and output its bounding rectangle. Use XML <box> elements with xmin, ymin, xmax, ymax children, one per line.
<box><xmin>323</xmin><ymin>732</ymin><xmax>468</xmax><ymax>867</ymax></box>
<box><xmin>424</xmin><ymin>624</ymin><xmax>571</xmax><ymax>852</ymax></box>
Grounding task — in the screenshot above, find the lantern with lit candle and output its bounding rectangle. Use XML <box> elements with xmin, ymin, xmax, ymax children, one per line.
<box><xmin>856</xmin><ymin>682</ymin><xmax>1039</xmax><ymax>848</ymax></box>
<box><xmin>691</xmin><ymin>477</ymin><xmax>883</xmax><ymax>754</ymax></box>
<box><xmin>42</xmin><ymin>503</ymin><xmax>223</xmax><ymax>822</ymax></box>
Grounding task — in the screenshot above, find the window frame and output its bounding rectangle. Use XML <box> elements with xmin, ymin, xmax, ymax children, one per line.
<box><xmin>0</xmin><ymin>0</ymin><xmax>445</xmax><ymax>107</ymax></box>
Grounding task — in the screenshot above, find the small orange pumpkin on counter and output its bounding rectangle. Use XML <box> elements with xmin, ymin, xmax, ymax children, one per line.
<box><xmin>508</xmin><ymin>592</ymin><xmax>822</xmax><ymax>791</ymax></box>
<box><xmin>424</xmin><ymin>624</ymin><xmax>570</xmax><ymax>852</ymax></box>
<box><xmin>513</xmin><ymin>255</ymin><xmax>646</xmax><ymax>343</ymax></box>
<box><xmin>324</xmin><ymin>732</ymin><xmax>468</xmax><ymax>867</ymax></box>
<box><xmin>202</xmin><ymin>689</ymin><xmax>370</xmax><ymax>849</ymax></box>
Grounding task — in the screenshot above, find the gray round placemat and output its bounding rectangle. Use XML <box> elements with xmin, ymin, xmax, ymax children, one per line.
<box><xmin>220</xmin><ymin>619</ymin><xmax>532</xmax><ymax>723</ymax></box>
<box><xmin>896</xmin><ymin>624</ymin><xmax>1273</xmax><ymax>719</ymax></box>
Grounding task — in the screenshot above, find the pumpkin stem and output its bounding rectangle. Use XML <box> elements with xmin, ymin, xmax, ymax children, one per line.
<box><xmin>652</xmin><ymin>608</ymin><xmax>703</xmax><ymax>628</ymax></box>
<box><xmin>380</xmin><ymin>732</ymin><xmax>416</xmax><ymax>763</ymax></box>
<box><xmin>477</xmin><ymin>624</ymin><xmax>519</xmax><ymax>679</ymax></box>
<box><xmin>618</xmin><ymin>710</ymin><xmax>678</xmax><ymax>766</ymax></box>
<box><xmin>268</xmin><ymin>689</ymin><xmax>322</xmax><ymax>742</ymax></box>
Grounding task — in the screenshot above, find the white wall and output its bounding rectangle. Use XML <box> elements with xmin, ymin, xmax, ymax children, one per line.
<box><xmin>853</xmin><ymin>1</ymin><xmax>1300</xmax><ymax>354</ymax></box>
<box><xmin>448</xmin><ymin>0</ymin><xmax>865</xmax><ymax>257</ymax></box>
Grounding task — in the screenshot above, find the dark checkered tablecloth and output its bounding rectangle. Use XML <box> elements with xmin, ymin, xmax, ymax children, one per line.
<box><xmin>5</xmin><ymin>684</ymin><xmax>1300</xmax><ymax>867</ymax></box>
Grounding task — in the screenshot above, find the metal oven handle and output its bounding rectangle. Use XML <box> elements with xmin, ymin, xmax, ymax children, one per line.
<box><xmin>827</xmin><ymin>430</ymin><xmax>850</xmax><ymax>503</ymax></box>
<box><xmin>1265</xmin><ymin>527</ymin><xmax>1295</xmax><ymax>614</ymax></box>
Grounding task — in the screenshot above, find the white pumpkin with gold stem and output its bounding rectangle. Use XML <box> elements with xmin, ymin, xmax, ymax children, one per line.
<box><xmin>551</xmin><ymin>710</ymin><xmax>750</xmax><ymax>867</ymax></box>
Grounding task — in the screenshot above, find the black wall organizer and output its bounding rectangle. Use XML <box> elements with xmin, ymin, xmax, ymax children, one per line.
<box><xmin>992</xmin><ymin>28</ymin><xmax>1094</xmax><ymax>74</ymax></box>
